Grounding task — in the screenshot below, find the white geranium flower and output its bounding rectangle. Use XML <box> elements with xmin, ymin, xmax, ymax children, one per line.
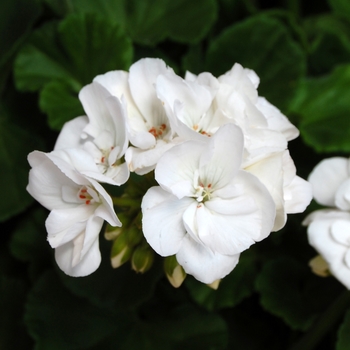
<box><xmin>303</xmin><ymin>157</ymin><xmax>350</xmax><ymax>289</ymax></box>
<box><xmin>94</xmin><ymin>58</ymin><xmax>178</xmax><ymax>174</ymax></box>
<box><xmin>246</xmin><ymin>150</ymin><xmax>312</xmax><ymax>231</ymax></box>
<box><xmin>55</xmin><ymin>81</ymin><xmax>129</xmax><ymax>185</ymax></box>
<box><xmin>141</xmin><ymin>124</ymin><xmax>276</xmax><ymax>283</ymax></box>
<box><xmin>27</xmin><ymin>148</ymin><xmax>121</xmax><ymax>277</ymax></box>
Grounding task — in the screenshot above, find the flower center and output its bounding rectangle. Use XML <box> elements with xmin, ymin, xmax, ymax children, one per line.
<box><xmin>193</xmin><ymin>170</ymin><xmax>212</xmax><ymax>203</ymax></box>
<box><xmin>78</xmin><ymin>186</ymin><xmax>96</xmax><ymax>205</ymax></box>
<box><xmin>192</xmin><ymin>124</ymin><xmax>211</xmax><ymax>137</ymax></box>
<box><xmin>149</xmin><ymin>123</ymin><xmax>167</xmax><ymax>138</ymax></box>
<box><xmin>195</xmin><ymin>182</ymin><xmax>212</xmax><ymax>202</ymax></box>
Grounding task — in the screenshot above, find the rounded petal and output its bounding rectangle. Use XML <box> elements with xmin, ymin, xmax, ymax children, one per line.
<box><xmin>141</xmin><ymin>187</ymin><xmax>194</xmax><ymax>256</ymax></box>
<box><xmin>129</xmin><ymin>58</ymin><xmax>172</xmax><ymax>124</ymax></box>
<box><xmin>176</xmin><ymin>234</ymin><xmax>240</xmax><ymax>284</ymax></box>
<box><xmin>308</xmin><ymin>157</ymin><xmax>349</xmax><ymax>207</ymax></box>
<box><xmin>155</xmin><ymin>139</ymin><xmax>204</xmax><ymax>198</ymax></box>
<box><xmin>54</xmin><ymin>116</ymin><xmax>88</xmax><ymax>150</ymax></box>
<box><xmin>335</xmin><ymin>178</ymin><xmax>350</xmax><ymax>211</ymax></box>
<box><xmin>55</xmin><ymin>233</ymin><xmax>101</xmax><ymax>277</ymax></box>
<box><xmin>284</xmin><ymin>176</ymin><xmax>312</xmax><ymax>214</ymax></box>
<box><xmin>199</xmin><ymin>124</ymin><xmax>244</xmax><ymax>191</ymax></box>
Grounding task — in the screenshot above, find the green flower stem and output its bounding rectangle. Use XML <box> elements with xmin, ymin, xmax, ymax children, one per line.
<box><xmin>112</xmin><ymin>197</ymin><xmax>141</xmax><ymax>208</ymax></box>
<box><xmin>289</xmin><ymin>289</ymin><xmax>350</xmax><ymax>350</ymax></box>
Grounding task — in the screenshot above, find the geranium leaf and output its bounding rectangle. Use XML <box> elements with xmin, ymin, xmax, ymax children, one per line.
<box><xmin>25</xmin><ymin>270</ymin><xmax>132</xmax><ymax>350</ymax></box>
<box><xmin>290</xmin><ymin>64</ymin><xmax>350</xmax><ymax>153</ymax></box>
<box><xmin>120</xmin><ymin>304</ymin><xmax>228</xmax><ymax>350</ymax></box>
<box><xmin>0</xmin><ymin>106</ymin><xmax>44</xmax><ymax>221</ymax></box>
<box><xmin>39</xmin><ymin>80</ymin><xmax>84</xmax><ymax>131</ymax></box>
<box><xmin>256</xmin><ymin>256</ymin><xmax>343</xmax><ymax>331</ymax></box>
<box><xmin>58</xmin><ymin>237</ymin><xmax>163</xmax><ymax>309</ymax></box>
<box><xmin>52</xmin><ymin>0</ymin><xmax>217</xmax><ymax>46</ymax></box>
<box><xmin>206</xmin><ymin>14</ymin><xmax>306</xmax><ymax>111</ymax></box>
<box><xmin>304</xmin><ymin>15</ymin><xmax>350</xmax><ymax>75</ymax></box>
<box><xmin>328</xmin><ymin>0</ymin><xmax>350</xmax><ymax>21</ymax></box>
<box><xmin>337</xmin><ymin>308</ymin><xmax>350</xmax><ymax>350</ymax></box>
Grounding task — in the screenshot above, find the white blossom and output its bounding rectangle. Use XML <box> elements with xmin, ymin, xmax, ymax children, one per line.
<box><xmin>27</xmin><ymin>148</ymin><xmax>120</xmax><ymax>277</ymax></box>
<box><xmin>55</xmin><ymin>81</ymin><xmax>129</xmax><ymax>185</ymax></box>
<box><xmin>304</xmin><ymin>157</ymin><xmax>350</xmax><ymax>289</ymax></box>
<box><xmin>141</xmin><ymin>124</ymin><xmax>276</xmax><ymax>283</ymax></box>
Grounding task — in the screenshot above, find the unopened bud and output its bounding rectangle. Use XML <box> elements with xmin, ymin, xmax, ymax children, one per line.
<box><xmin>104</xmin><ymin>224</ymin><xmax>123</xmax><ymax>241</ymax></box>
<box><xmin>164</xmin><ymin>255</ymin><xmax>186</xmax><ymax>288</ymax></box>
<box><xmin>207</xmin><ymin>279</ymin><xmax>221</xmax><ymax>290</ymax></box>
<box><xmin>110</xmin><ymin>232</ymin><xmax>133</xmax><ymax>268</ymax></box>
<box><xmin>126</xmin><ymin>226</ymin><xmax>142</xmax><ymax>247</ymax></box>
<box><xmin>309</xmin><ymin>255</ymin><xmax>330</xmax><ymax>277</ymax></box>
<box><xmin>131</xmin><ymin>244</ymin><xmax>154</xmax><ymax>273</ymax></box>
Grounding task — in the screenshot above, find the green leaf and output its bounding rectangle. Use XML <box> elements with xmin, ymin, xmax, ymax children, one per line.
<box><xmin>206</xmin><ymin>14</ymin><xmax>306</xmax><ymax>111</ymax></box>
<box><xmin>14</xmin><ymin>13</ymin><xmax>133</xmax><ymax>130</ymax></box>
<box><xmin>120</xmin><ymin>304</ymin><xmax>228</xmax><ymax>350</ymax></box>
<box><xmin>304</xmin><ymin>15</ymin><xmax>350</xmax><ymax>75</ymax></box>
<box><xmin>290</xmin><ymin>64</ymin><xmax>350</xmax><ymax>153</ymax></box>
<box><xmin>58</xmin><ymin>237</ymin><xmax>163</xmax><ymax>309</ymax></box>
<box><xmin>25</xmin><ymin>270</ymin><xmax>132</xmax><ymax>350</ymax></box>
<box><xmin>0</xmin><ymin>0</ymin><xmax>41</xmax><ymax>95</ymax></box>
<box><xmin>15</xmin><ymin>14</ymin><xmax>133</xmax><ymax>91</ymax></box>
<box><xmin>0</xmin><ymin>275</ymin><xmax>32</xmax><ymax>349</ymax></box>
<box><xmin>0</xmin><ymin>107</ymin><xmax>44</xmax><ymax>221</ymax></box>
<box><xmin>186</xmin><ymin>250</ymin><xmax>257</xmax><ymax>311</ymax></box>
<box><xmin>337</xmin><ymin>308</ymin><xmax>350</xmax><ymax>350</ymax></box>
<box><xmin>255</xmin><ymin>256</ymin><xmax>342</xmax><ymax>331</ymax></box>
<box><xmin>329</xmin><ymin>0</ymin><xmax>350</xmax><ymax>22</ymax></box>
<box><xmin>9</xmin><ymin>207</ymin><xmax>52</xmax><ymax>280</ymax></box>
<box><xmin>55</xmin><ymin>0</ymin><xmax>217</xmax><ymax>46</ymax></box>
<box><xmin>39</xmin><ymin>80</ymin><xmax>84</xmax><ymax>131</ymax></box>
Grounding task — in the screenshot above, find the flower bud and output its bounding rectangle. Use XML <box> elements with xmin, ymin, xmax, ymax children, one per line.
<box><xmin>207</xmin><ymin>279</ymin><xmax>221</xmax><ymax>290</ymax></box>
<box><xmin>131</xmin><ymin>244</ymin><xmax>154</xmax><ymax>273</ymax></box>
<box><xmin>126</xmin><ymin>226</ymin><xmax>143</xmax><ymax>247</ymax></box>
<box><xmin>164</xmin><ymin>255</ymin><xmax>186</xmax><ymax>288</ymax></box>
<box><xmin>110</xmin><ymin>232</ymin><xmax>133</xmax><ymax>268</ymax></box>
<box><xmin>104</xmin><ymin>224</ymin><xmax>123</xmax><ymax>241</ymax></box>
<box><xmin>309</xmin><ymin>255</ymin><xmax>330</xmax><ymax>277</ymax></box>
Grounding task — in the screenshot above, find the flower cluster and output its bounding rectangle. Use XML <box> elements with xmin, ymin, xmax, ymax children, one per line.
<box><xmin>27</xmin><ymin>58</ymin><xmax>312</xmax><ymax>284</ymax></box>
<box><xmin>304</xmin><ymin>157</ymin><xmax>350</xmax><ymax>289</ymax></box>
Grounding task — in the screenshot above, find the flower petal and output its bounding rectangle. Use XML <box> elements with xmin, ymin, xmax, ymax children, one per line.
<box><xmin>176</xmin><ymin>234</ymin><xmax>240</xmax><ymax>284</ymax></box>
<box><xmin>308</xmin><ymin>157</ymin><xmax>349</xmax><ymax>207</ymax></box>
<box><xmin>141</xmin><ymin>187</ymin><xmax>194</xmax><ymax>256</ymax></box>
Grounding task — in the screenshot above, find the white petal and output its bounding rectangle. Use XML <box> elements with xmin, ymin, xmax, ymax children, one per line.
<box><xmin>155</xmin><ymin>139</ymin><xmax>204</xmax><ymax>198</ymax></box>
<box><xmin>27</xmin><ymin>151</ymin><xmax>77</xmax><ymax>210</ymax></box>
<box><xmin>331</xmin><ymin>220</ymin><xmax>350</xmax><ymax>246</ymax></box>
<box><xmin>126</xmin><ymin>140</ymin><xmax>176</xmax><ymax>175</ymax></box>
<box><xmin>55</xmin><ymin>235</ymin><xmax>101</xmax><ymax>277</ymax></box>
<box><xmin>54</xmin><ymin>116</ymin><xmax>88</xmax><ymax>150</ymax></box>
<box><xmin>199</xmin><ymin>124</ymin><xmax>244</xmax><ymax>190</ymax></box>
<box><xmin>129</xmin><ymin>58</ymin><xmax>171</xmax><ymax>125</ymax></box>
<box><xmin>141</xmin><ymin>187</ymin><xmax>194</xmax><ymax>256</ymax></box>
<box><xmin>176</xmin><ymin>234</ymin><xmax>240</xmax><ymax>284</ymax></box>
<box><xmin>335</xmin><ymin>178</ymin><xmax>350</xmax><ymax>210</ymax></box>
<box><xmin>284</xmin><ymin>176</ymin><xmax>312</xmax><ymax>214</ymax></box>
<box><xmin>308</xmin><ymin>157</ymin><xmax>349</xmax><ymax>207</ymax></box>
<box><xmin>79</xmin><ymin>82</ymin><xmax>113</xmax><ymax>139</ymax></box>
<box><xmin>196</xmin><ymin>202</ymin><xmax>260</xmax><ymax>255</ymax></box>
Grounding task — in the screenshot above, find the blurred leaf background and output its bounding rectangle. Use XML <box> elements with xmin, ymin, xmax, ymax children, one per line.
<box><xmin>2</xmin><ymin>0</ymin><xmax>350</xmax><ymax>349</ymax></box>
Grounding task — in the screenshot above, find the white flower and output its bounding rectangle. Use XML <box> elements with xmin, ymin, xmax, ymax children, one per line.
<box><xmin>246</xmin><ymin>150</ymin><xmax>312</xmax><ymax>231</ymax></box>
<box><xmin>304</xmin><ymin>157</ymin><xmax>350</xmax><ymax>289</ymax></box>
<box><xmin>94</xmin><ymin>58</ymin><xmax>178</xmax><ymax>174</ymax></box>
<box><xmin>141</xmin><ymin>124</ymin><xmax>276</xmax><ymax>283</ymax></box>
<box><xmin>27</xmin><ymin>148</ymin><xmax>121</xmax><ymax>277</ymax></box>
<box><xmin>55</xmin><ymin>81</ymin><xmax>129</xmax><ymax>185</ymax></box>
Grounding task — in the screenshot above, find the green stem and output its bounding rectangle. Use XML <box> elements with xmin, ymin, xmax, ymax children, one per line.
<box><xmin>289</xmin><ymin>289</ymin><xmax>350</xmax><ymax>350</ymax></box>
<box><xmin>112</xmin><ymin>197</ymin><xmax>140</xmax><ymax>208</ymax></box>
